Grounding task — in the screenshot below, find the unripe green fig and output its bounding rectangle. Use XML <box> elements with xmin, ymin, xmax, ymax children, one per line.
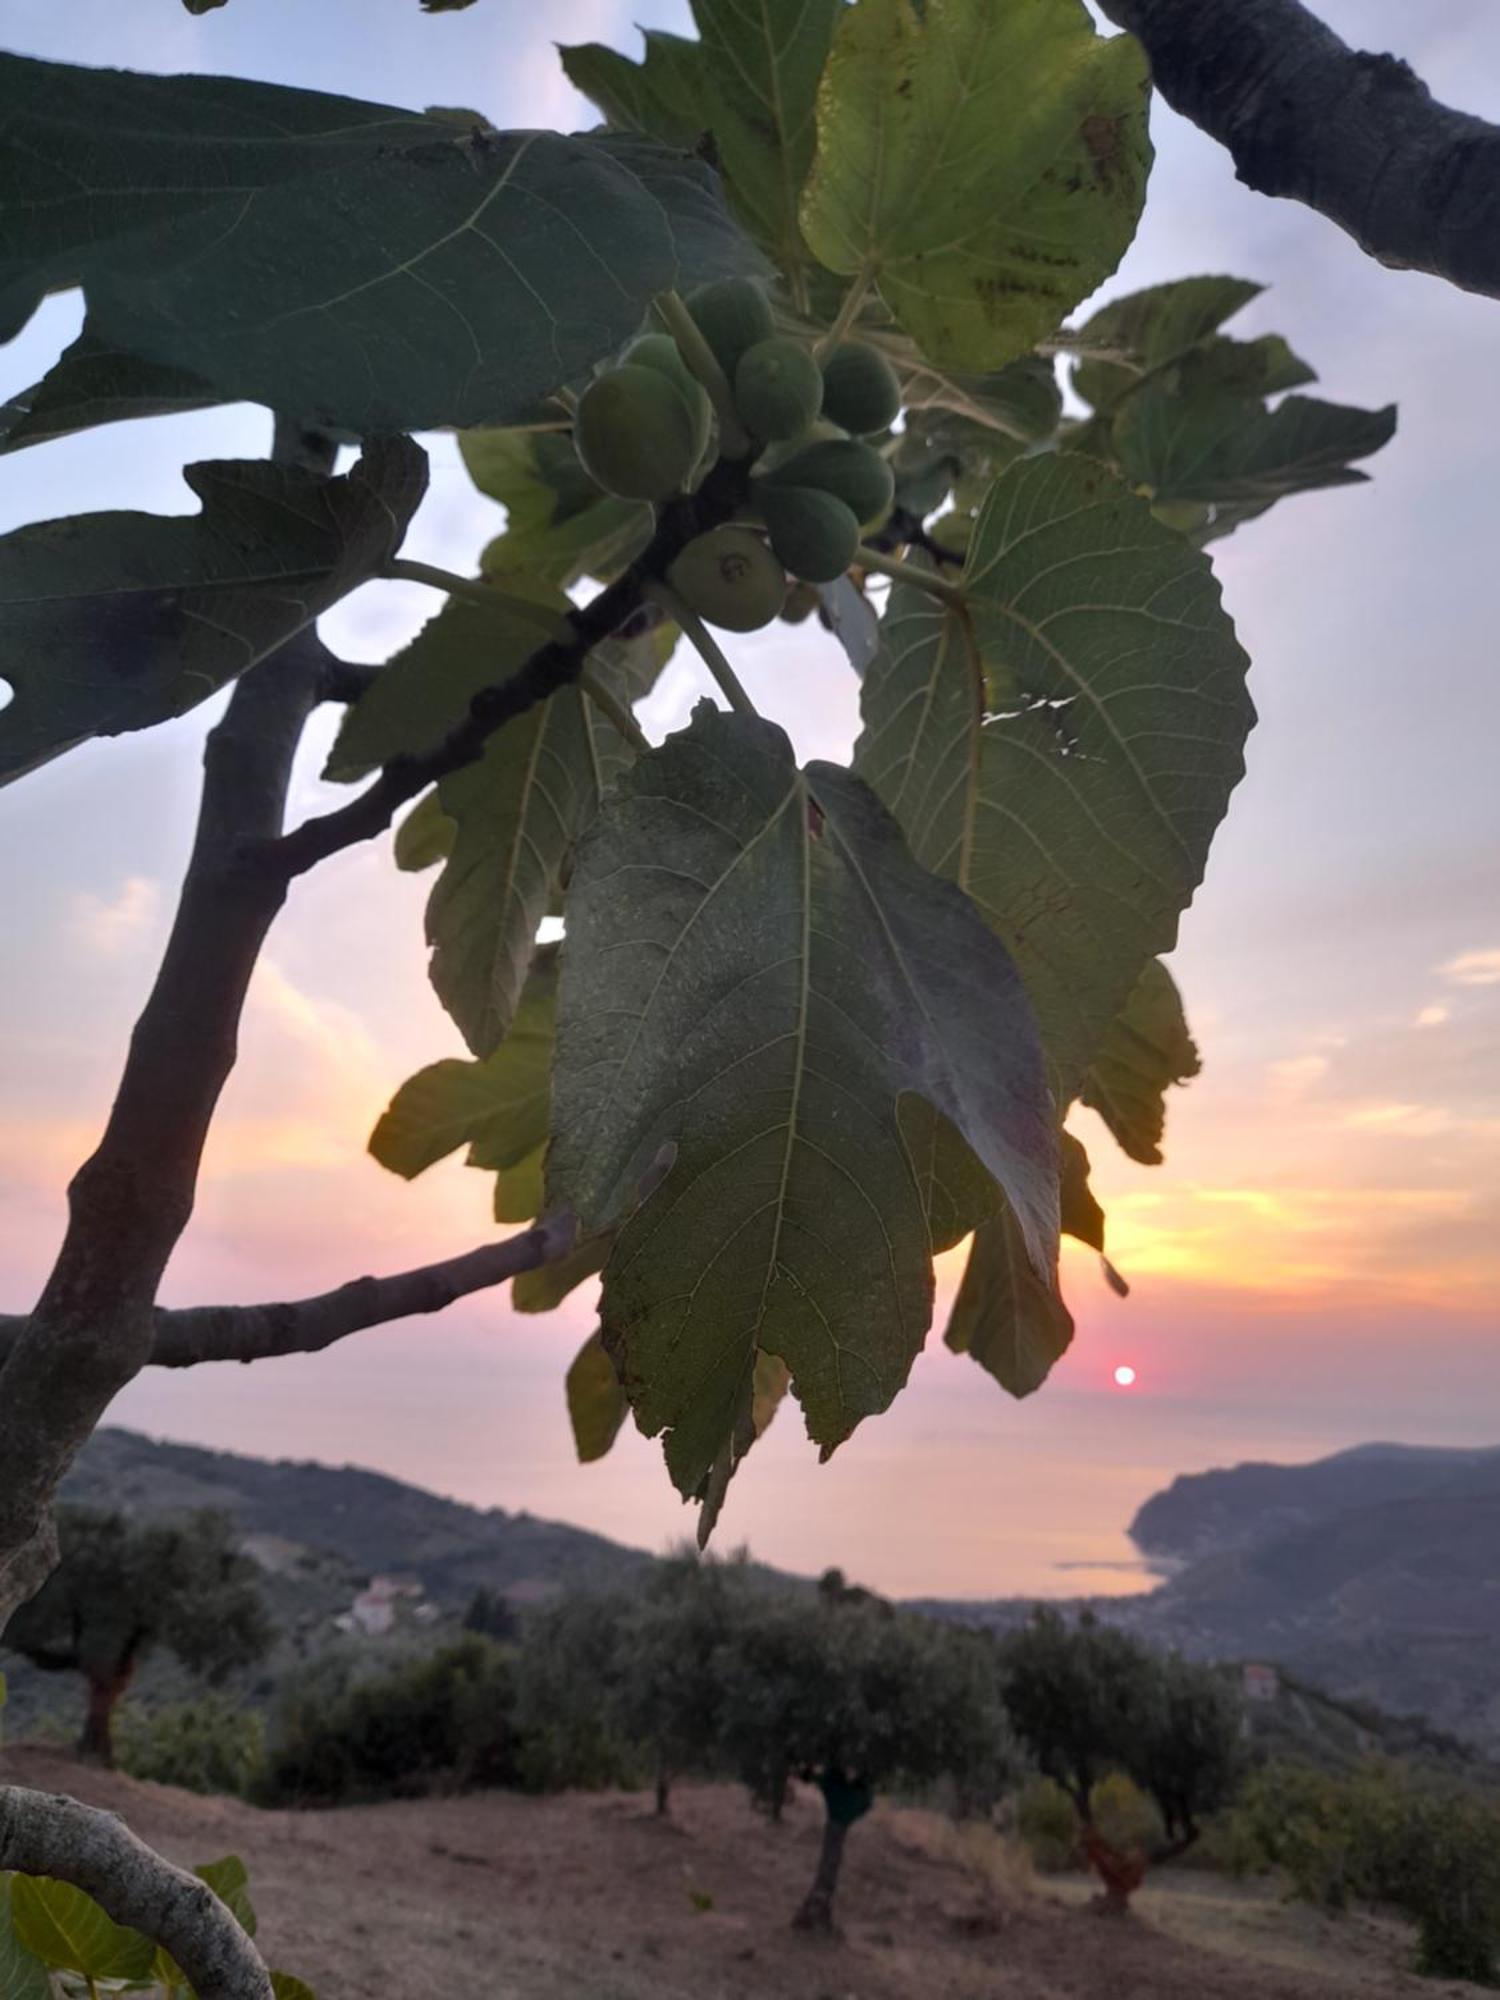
<box><xmin>763</xmin><ymin>437</ymin><xmax>894</xmax><ymax>528</ymax></box>
<box><xmin>686</xmin><ymin>278</ymin><xmax>775</xmax><ymax>378</ymax></box>
<box><xmin>624</xmin><ymin>333</ymin><xmax>713</xmax><ymax>466</ymax></box>
<box><xmin>668</xmin><ymin>527</ymin><xmax>786</xmax><ymax>632</ymax></box>
<box><xmin>575</xmin><ymin>365</ymin><xmax>699</xmax><ymax>501</ymax></box>
<box><xmin>735</xmin><ymin>337</ymin><xmax>824</xmax><ymax>443</ymax></box>
<box><xmin>819</xmin><ymin>340</ymin><xmax>902</xmax><ymax>435</ymax></box>
<box><xmin>780</xmin><ymin>579</ymin><xmax>821</xmax><ymax>625</ymax></box>
<box><xmin>754</xmin><ymin>417</ymin><xmax>846</xmax><ymax>478</ymax></box>
<box><xmin>757</xmin><ymin>485</ymin><xmax>860</xmax><ymax>584</ymax></box>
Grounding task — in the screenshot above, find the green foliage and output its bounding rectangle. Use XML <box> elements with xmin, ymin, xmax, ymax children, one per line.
<box><xmin>259</xmin><ymin>1637</ymin><xmax>518</xmax><ymax>1804</ymax></box>
<box><xmin>0</xmin><ymin>58</ymin><xmax>762</xmax><ymax>434</ymax></box>
<box><xmin>6</xmin><ymin>12</ymin><xmax>1397</xmax><ymax>1533</ymax></box>
<box><xmin>800</xmin><ymin>0</ymin><xmax>1150</xmax><ymax>369</ymax></box>
<box><xmin>115</xmin><ymin>1695</ymin><xmax>265</xmax><ymax>1799</ymax></box>
<box><xmin>1227</xmin><ymin>1760</ymin><xmax>1500</xmax><ymax>1980</ymax></box>
<box><xmin>1017</xmin><ymin>1776</ymin><xmax>1083</xmax><ymax>1872</ymax></box>
<box><xmin>0</xmin><ymin>441</ymin><xmax>425</xmax><ymax>786</ymax></box>
<box><xmin>1090</xmin><ymin>1770</ymin><xmax>1163</xmax><ymax>1855</ymax></box>
<box><xmin>546</xmin><ymin>704</ymin><xmax>1058</xmax><ymax>1499</ymax></box>
<box><xmin>1</xmin><ymin>1508</ymin><xmax>272</xmax><ymax>1761</ymax></box>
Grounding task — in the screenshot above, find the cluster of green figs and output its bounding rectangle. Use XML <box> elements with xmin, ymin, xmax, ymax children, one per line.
<box><xmin>573</xmin><ymin>277</ymin><xmax>902</xmax><ymax>631</ymax></box>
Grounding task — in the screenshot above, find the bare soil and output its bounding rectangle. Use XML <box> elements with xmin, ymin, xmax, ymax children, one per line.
<box><xmin>1</xmin><ymin>1745</ymin><xmax>1484</xmax><ymax>2000</ymax></box>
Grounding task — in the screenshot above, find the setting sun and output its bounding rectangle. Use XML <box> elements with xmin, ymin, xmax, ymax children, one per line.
<box><xmin>1113</xmin><ymin>1366</ymin><xmax>1138</xmax><ymax>1389</ymax></box>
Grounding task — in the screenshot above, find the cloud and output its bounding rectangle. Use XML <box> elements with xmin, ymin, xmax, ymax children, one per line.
<box><xmin>1265</xmin><ymin>1053</ymin><xmax>1329</xmax><ymax>1101</ymax></box>
<box><xmin>68</xmin><ymin>876</ymin><xmax>161</xmax><ymax>957</ymax></box>
<box><xmin>1414</xmin><ymin>1004</ymin><xmax>1449</xmax><ymax>1028</ymax></box>
<box><xmin>1439</xmin><ymin>948</ymin><xmax>1500</xmax><ymax>987</ymax></box>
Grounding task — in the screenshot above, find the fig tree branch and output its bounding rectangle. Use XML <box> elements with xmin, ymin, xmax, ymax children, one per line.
<box><xmin>264</xmin><ymin>451</ymin><xmax>754</xmax><ymax>881</ymax></box>
<box><xmin>0</xmin><ymin>1785</ymin><xmax>272</xmax><ymax>2000</ymax></box>
<box><xmin>0</xmin><ymin>1215</ymin><xmax>578</xmax><ymax>1373</ymax></box>
<box><xmin>1098</xmin><ymin>0</ymin><xmax>1500</xmax><ymax>300</ymax></box>
<box><xmin>0</xmin><ymin>425</ymin><xmax>338</xmax><ymax>1627</ymax></box>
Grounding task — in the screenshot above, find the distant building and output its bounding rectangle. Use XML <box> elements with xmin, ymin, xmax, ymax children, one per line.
<box><xmin>334</xmin><ymin>1574</ymin><xmax>425</xmax><ymax>1638</ymax></box>
<box><xmin>1242</xmin><ymin>1662</ymin><xmax>1280</xmax><ymax>1703</ymax></box>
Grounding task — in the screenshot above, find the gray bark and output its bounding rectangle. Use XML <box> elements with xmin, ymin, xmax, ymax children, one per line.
<box><xmin>1099</xmin><ymin>0</ymin><xmax>1500</xmax><ymax>300</ymax></box>
<box><xmin>0</xmin><ymin>1785</ymin><xmax>272</xmax><ymax>2000</ymax></box>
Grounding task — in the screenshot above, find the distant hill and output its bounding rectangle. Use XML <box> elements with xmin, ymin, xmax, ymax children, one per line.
<box><xmin>59</xmin><ymin>1427</ymin><xmax>654</xmax><ymax>1607</ymax></box>
<box><xmin>1130</xmin><ymin>1442</ymin><xmax>1500</xmax><ymax>1566</ymax></box>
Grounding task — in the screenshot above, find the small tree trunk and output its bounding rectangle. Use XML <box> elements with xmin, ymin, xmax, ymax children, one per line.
<box><xmin>654</xmin><ymin>1761</ymin><xmax>671</xmax><ymax>1817</ymax></box>
<box><xmin>793</xmin><ymin>1814</ymin><xmax>849</xmax><ymax>1932</ymax></box>
<box><xmin>1080</xmin><ymin>1821</ymin><xmax>1146</xmax><ymax>1914</ymax></box>
<box><xmin>768</xmin><ymin>1767</ymin><xmax>789</xmax><ymax>1824</ymax></box>
<box><xmin>78</xmin><ymin>1665</ymin><xmax>133</xmax><ymax>1767</ymax></box>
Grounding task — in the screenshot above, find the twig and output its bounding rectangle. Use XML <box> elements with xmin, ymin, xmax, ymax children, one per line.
<box><xmin>649</xmin><ymin>583</ymin><xmax>760</xmax><ymax>719</ymax></box>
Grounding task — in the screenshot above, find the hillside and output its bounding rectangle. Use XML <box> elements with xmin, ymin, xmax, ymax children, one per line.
<box><xmin>60</xmin><ymin>1428</ymin><xmax>653</xmax><ymax>1607</ymax></box>
<box><xmin>0</xmin><ymin>1745</ymin><xmax>1482</xmax><ymax>2000</ymax></box>
<box><xmin>1130</xmin><ymin>1443</ymin><xmax>1500</xmax><ymax>1565</ymax></box>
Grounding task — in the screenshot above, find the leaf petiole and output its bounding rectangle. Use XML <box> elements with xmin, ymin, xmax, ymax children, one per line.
<box><xmin>579</xmin><ymin>665</ymin><xmax>651</xmax><ymax>754</ymax></box>
<box><xmin>652</xmin><ymin>290</ymin><xmax>750</xmax><ymax>457</ymax></box>
<box><xmin>856</xmin><ymin>545</ymin><xmax>966</xmax><ymax>609</ymax></box>
<box><xmin>382</xmin><ymin>558</ymin><xmax>574</xmax><ymax>642</ymax></box>
<box><xmin>648</xmin><ymin>582</ymin><xmax>760</xmax><ymax>720</ymax></box>
<box><xmin>817</xmin><ymin>269</ymin><xmax>874</xmax><ymax>358</ymax></box>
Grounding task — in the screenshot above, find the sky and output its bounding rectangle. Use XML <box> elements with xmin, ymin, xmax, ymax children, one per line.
<box><xmin>1</xmin><ymin>1</ymin><xmax>1497</xmax><ymax>1602</ymax></box>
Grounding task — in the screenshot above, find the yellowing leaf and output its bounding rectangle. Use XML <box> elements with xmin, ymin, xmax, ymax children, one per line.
<box><xmin>566</xmin><ymin>1332</ymin><xmax>630</xmax><ymax>1463</ymax></box>
<box><xmin>801</xmin><ymin>0</ymin><xmax>1150</xmax><ymax>371</ymax></box>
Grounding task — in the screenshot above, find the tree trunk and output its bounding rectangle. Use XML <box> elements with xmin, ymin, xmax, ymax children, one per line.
<box><xmin>1080</xmin><ymin>1821</ymin><xmax>1146</xmax><ymax>1914</ymax></box>
<box><xmin>793</xmin><ymin>1814</ymin><xmax>848</xmax><ymax>1933</ymax></box>
<box><xmin>767</xmin><ymin>1767</ymin><xmax>789</xmax><ymax>1824</ymax></box>
<box><xmin>654</xmin><ymin>1762</ymin><xmax>671</xmax><ymax>1818</ymax></box>
<box><xmin>78</xmin><ymin>1664</ymin><xmax>133</xmax><ymax>1768</ymax></box>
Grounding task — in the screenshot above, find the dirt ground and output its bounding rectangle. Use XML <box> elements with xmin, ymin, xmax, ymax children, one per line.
<box><xmin>1</xmin><ymin>1744</ymin><xmax>1485</xmax><ymax>2000</ymax></box>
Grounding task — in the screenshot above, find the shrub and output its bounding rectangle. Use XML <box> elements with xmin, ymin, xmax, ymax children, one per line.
<box><xmin>259</xmin><ymin>1636</ymin><xmax>518</xmax><ymax>1804</ymax></box>
<box><xmin>1017</xmin><ymin>1777</ymin><xmax>1082</xmax><ymax>1872</ymax></box>
<box><xmin>115</xmin><ymin>1695</ymin><xmax>264</xmax><ymax>1797</ymax></box>
<box><xmin>1090</xmin><ymin>1772</ymin><xmax>1162</xmax><ymax>1857</ymax></box>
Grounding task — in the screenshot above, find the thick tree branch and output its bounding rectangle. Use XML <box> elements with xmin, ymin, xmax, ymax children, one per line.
<box><xmin>0</xmin><ymin>1216</ymin><xmax>577</xmax><ymax>1372</ymax></box>
<box><xmin>0</xmin><ymin>435</ymin><xmax>339</xmax><ymax>1628</ymax></box>
<box><xmin>265</xmin><ymin>453</ymin><xmax>753</xmax><ymax>880</ymax></box>
<box><xmin>0</xmin><ymin>1786</ymin><xmax>271</xmax><ymax>2000</ymax></box>
<box><xmin>1099</xmin><ymin>0</ymin><xmax>1500</xmax><ymax>299</ymax></box>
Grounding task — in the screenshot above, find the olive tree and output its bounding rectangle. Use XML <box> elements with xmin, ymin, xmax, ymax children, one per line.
<box><xmin>1</xmin><ymin>0</ymin><xmax>1483</xmax><ymax>1985</ymax></box>
<box><xmin>2</xmin><ymin>1507</ymin><xmax>272</xmax><ymax>1766</ymax></box>
<box><xmin>999</xmin><ymin>1608</ymin><xmax>1243</xmax><ymax>1908</ymax></box>
<box><xmin>718</xmin><ymin>1594</ymin><xmax>1014</xmax><ymax>1931</ymax></box>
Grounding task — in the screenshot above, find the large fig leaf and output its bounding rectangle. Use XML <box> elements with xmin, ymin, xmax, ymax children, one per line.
<box><xmin>1115</xmin><ymin>387</ymin><xmax>1396</xmax><ymax>508</ymax></box>
<box><xmin>370</xmin><ymin>950</ymin><xmax>557</xmax><ymax>1223</ymax></box>
<box><xmin>0</xmin><ymin>335</ymin><xmax>218</xmax><ymax>454</ymax></box>
<box><xmin>1071</xmin><ymin>275</ymin><xmax>1263</xmax><ymax>411</ymax></box>
<box><xmin>855</xmin><ymin>454</ymin><xmax>1252</xmax><ymax>1102</ymax></box>
<box><xmin>1081</xmin><ymin>956</ymin><xmax>1199</xmax><ymax>1165</ymax></box>
<box><xmin>800</xmin><ymin>0</ymin><xmax>1150</xmax><ymax>372</ymax></box>
<box><xmin>0</xmin><ymin>57</ymin><xmax>762</xmax><ymax>436</ymax></box>
<box><xmin>546</xmin><ymin>704</ymin><xmax>1058</xmax><ymax>1497</ymax></box>
<box><xmin>8</xmin><ymin>1879</ymin><xmax>154</xmax><ymax>1985</ymax></box>
<box><xmin>561</xmin><ymin>32</ymin><xmax>708</xmax><ymax>153</ymax></box>
<box><xmin>0</xmin><ymin>1879</ymin><xmax>50</xmax><ymax>2000</ymax></box>
<box><xmin>0</xmin><ymin>438</ymin><xmax>425</xmax><ymax>786</ymax></box>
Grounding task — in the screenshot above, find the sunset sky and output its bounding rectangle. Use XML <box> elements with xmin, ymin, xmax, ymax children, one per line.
<box><xmin>1</xmin><ymin>1</ymin><xmax>1497</xmax><ymax>1600</ymax></box>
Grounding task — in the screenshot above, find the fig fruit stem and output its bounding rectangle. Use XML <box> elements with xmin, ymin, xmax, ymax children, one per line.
<box><xmin>653</xmin><ymin>290</ymin><xmax>751</xmax><ymax>458</ymax></box>
<box><xmin>857</xmin><ymin>545</ymin><xmax>966</xmax><ymax>609</ymax></box>
<box><xmin>579</xmin><ymin>665</ymin><xmax>651</xmax><ymax>754</ymax></box>
<box><xmin>382</xmin><ymin>559</ymin><xmax>574</xmax><ymax>641</ymax></box>
<box><xmin>817</xmin><ymin>269</ymin><xmax>874</xmax><ymax>359</ymax></box>
<box><xmin>648</xmin><ymin>582</ymin><xmax>760</xmax><ymax>720</ymax></box>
